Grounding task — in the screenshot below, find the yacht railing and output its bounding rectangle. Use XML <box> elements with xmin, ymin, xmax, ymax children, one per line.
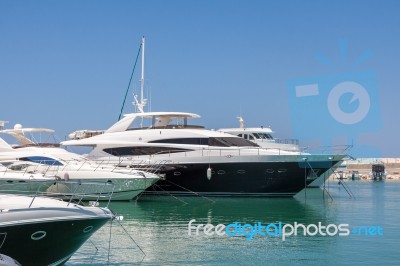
<box><xmin>0</xmin><ymin>158</ymin><xmax>167</xmax><ymax>178</ymax></box>
<box><xmin>0</xmin><ymin>180</ymin><xmax>115</xmax><ymax>208</ymax></box>
<box><xmin>140</xmin><ymin>145</ymin><xmax>352</xmax><ymax>158</ymax></box>
<box><xmin>85</xmin><ymin>145</ymin><xmax>351</xmax><ymax>164</ymax></box>
<box><xmin>275</xmin><ymin>138</ymin><xmax>299</xmax><ymax>145</ymax></box>
<box><xmin>0</xmin><ymin>145</ymin><xmax>350</xmax><ymax>180</ymax></box>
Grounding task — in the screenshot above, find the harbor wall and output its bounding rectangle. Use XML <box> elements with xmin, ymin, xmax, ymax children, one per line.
<box><xmin>336</xmin><ymin>158</ymin><xmax>400</xmax><ymax>180</ymax></box>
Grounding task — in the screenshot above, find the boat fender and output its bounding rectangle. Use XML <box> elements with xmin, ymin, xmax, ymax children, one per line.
<box><xmin>64</xmin><ymin>173</ymin><xmax>70</xmax><ymax>181</ymax></box>
<box><xmin>207</xmin><ymin>167</ymin><xmax>212</xmax><ymax>180</ymax></box>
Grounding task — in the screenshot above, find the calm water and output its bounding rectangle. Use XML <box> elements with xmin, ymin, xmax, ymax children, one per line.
<box><xmin>68</xmin><ymin>181</ymin><xmax>400</xmax><ymax>265</ymax></box>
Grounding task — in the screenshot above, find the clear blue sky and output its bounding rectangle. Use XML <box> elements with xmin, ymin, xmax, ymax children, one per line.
<box><xmin>0</xmin><ymin>0</ymin><xmax>399</xmax><ymax>157</ymax></box>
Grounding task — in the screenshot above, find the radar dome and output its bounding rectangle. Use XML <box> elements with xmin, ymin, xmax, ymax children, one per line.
<box><xmin>14</xmin><ymin>124</ymin><xmax>22</xmax><ymax>130</ymax></box>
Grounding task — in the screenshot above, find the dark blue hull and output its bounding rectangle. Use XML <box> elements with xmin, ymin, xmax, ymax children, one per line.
<box><xmin>145</xmin><ymin>161</ymin><xmax>341</xmax><ymax>197</ymax></box>
<box><xmin>0</xmin><ymin>217</ymin><xmax>109</xmax><ymax>265</ymax></box>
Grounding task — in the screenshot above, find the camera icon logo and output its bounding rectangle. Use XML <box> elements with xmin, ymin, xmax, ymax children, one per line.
<box><xmin>296</xmin><ymin>79</ymin><xmax>371</xmax><ymax>125</ymax></box>
<box><xmin>327</xmin><ymin>81</ymin><xmax>370</xmax><ymax>125</ymax></box>
<box><xmin>287</xmin><ymin>68</ymin><xmax>381</xmax><ymax>157</ymax></box>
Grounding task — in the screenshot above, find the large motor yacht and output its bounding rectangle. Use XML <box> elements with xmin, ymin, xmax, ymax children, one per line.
<box><xmin>0</xmin><ymin>124</ymin><xmax>161</xmax><ymax>200</ymax></box>
<box><xmin>62</xmin><ymin>111</ymin><xmax>346</xmax><ymax>197</ymax></box>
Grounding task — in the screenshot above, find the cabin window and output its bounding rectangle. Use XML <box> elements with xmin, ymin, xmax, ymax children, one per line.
<box><xmin>262</xmin><ymin>133</ymin><xmax>273</xmax><ymax>140</ymax></box>
<box><xmin>143</xmin><ymin>137</ymin><xmax>258</xmax><ymax>147</ymax></box>
<box><xmin>103</xmin><ymin>146</ymin><xmax>193</xmax><ymax>156</ymax></box>
<box><xmin>149</xmin><ymin>138</ymin><xmax>209</xmax><ymax>145</ymax></box>
<box><xmin>252</xmin><ymin>133</ymin><xmax>261</xmax><ymax>139</ymax></box>
<box><xmin>8</xmin><ymin>164</ymin><xmax>31</xmax><ymax>171</ymax></box>
<box><xmin>208</xmin><ymin>137</ymin><xmax>259</xmax><ymax>147</ymax></box>
<box><xmin>20</xmin><ymin>156</ymin><xmax>63</xmax><ymax>166</ymax></box>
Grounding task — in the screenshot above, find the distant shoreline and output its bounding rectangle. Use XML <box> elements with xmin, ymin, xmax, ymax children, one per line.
<box><xmin>334</xmin><ymin>158</ymin><xmax>400</xmax><ymax>180</ymax></box>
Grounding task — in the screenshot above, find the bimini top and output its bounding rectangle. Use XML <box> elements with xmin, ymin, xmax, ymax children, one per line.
<box><xmin>0</xmin><ymin>124</ymin><xmax>55</xmax><ymax>146</ymax></box>
<box><xmin>106</xmin><ymin>112</ymin><xmax>201</xmax><ymax>133</ymax></box>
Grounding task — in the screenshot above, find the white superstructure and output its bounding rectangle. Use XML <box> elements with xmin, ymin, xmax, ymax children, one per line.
<box><xmin>218</xmin><ymin>117</ymin><xmax>299</xmax><ymax>152</ymax></box>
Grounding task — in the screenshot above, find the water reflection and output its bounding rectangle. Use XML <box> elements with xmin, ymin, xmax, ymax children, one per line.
<box><xmin>70</xmin><ymin>192</ymin><xmax>333</xmax><ymax>265</ymax></box>
<box><xmin>109</xmin><ymin>193</ymin><xmax>330</xmax><ymax>226</ymax></box>
<box><xmin>68</xmin><ymin>183</ymin><xmax>400</xmax><ymax>265</ymax></box>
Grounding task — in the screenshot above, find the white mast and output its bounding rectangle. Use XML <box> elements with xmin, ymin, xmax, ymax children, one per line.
<box><xmin>140</xmin><ymin>36</ymin><xmax>145</xmax><ymax>109</ymax></box>
<box><xmin>133</xmin><ymin>36</ymin><xmax>147</xmax><ymax>113</ymax></box>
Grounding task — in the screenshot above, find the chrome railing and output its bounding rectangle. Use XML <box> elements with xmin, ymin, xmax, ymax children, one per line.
<box><xmin>0</xmin><ymin>158</ymin><xmax>168</xmax><ymax>178</ymax></box>
<box><xmin>0</xmin><ymin>180</ymin><xmax>116</xmax><ymax>208</ymax></box>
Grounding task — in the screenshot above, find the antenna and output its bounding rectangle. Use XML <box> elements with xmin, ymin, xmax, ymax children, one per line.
<box><xmin>237</xmin><ymin>116</ymin><xmax>244</xmax><ymax>128</ymax></box>
<box><xmin>0</xmin><ymin>121</ymin><xmax>8</xmax><ymax>130</ymax></box>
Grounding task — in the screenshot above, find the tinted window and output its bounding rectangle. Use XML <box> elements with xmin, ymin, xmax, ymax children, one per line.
<box><xmin>20</xmin><ymin>156</ymin><xmax>63</xmax><ymax>166</ymax></box>
<box><xmin>149</xmin><ymin>138</ymin><xmax>209</xmax><ymax>145</ymax></box>
<box><xmin>209</xmin><ymin>137</ymin><xmax>259</xmax><ymax>147</ymax></box>
<box><xmin>262</xmin><ymin>133</ymin><xmax>273</xmax><ymax>140</ymax></box>
<box><xmin>103</xmin><ymin>147</ymin><xmax>193</xmax><ymax>156</ymax></box>
<box><xmin>252</xmin><ymin>133</ymin><xmax>261</xmax><ymax>139</ymax></box>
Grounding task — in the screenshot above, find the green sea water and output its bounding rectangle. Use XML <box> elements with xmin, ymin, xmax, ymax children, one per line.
<box><xmin>68</xmin><ymin>181</ymin><xmax>400</xmax><ymax>265</ymax></box>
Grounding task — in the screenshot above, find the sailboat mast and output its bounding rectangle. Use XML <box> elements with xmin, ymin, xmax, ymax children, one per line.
<box><xmin>140</xmin><ymin>36</ymin><xmax>145</xmax><ymax>107</ymax></box>
<box><xmin>118</xmin><ymin>36</ymin><xmax>144</xmax><ymax>120</ymax></box>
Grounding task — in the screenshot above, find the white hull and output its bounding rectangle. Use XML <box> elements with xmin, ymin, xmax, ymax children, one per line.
<box><xmin>0</xmin><ymin>167</ymin><xmax>159</xmax><ymax>201</ymax></box>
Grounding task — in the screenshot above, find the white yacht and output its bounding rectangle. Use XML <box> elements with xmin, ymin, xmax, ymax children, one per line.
<box><xmin>0</xmin><ymin>193</ymin><xmax>113</xmax><ymax>265</ymax></box>
<box><xmin>0</xmin><ymin>124</ymin><xmax>161</xmax><ymax>200</ymax></box>
<box><xmin>63</xmin><ymin>37</ymin><xmax>345</xmax><ymax>196</ymax></box>
<box><xmin>218</xmin><ymin>117</ymin><xmax>300</xmax><ymax>152</ymax></box>
<box><xmin>62</xmin><ymin>111</ymin><xmax>346</xmax><ymax>197</ymax></box>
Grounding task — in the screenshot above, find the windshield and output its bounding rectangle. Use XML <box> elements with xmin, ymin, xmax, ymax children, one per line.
<box><xmin>20</xmin><ymin>156</ymin><xmax>64</xmax><ymax>166</ymax></box>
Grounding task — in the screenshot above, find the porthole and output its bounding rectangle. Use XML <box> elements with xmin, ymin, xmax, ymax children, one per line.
<box><xmin>278</xmin><ymin>169</ymin><xmax>287</xmax><ymax>173</ymax></box>
<box><xmin>31</xmin><ymin>231</ymin><xmax>46</xmax><ymax>240</ymax></box>
<box><xmin>237</xmin><ymin>170</ymin><xmax>246</xmax><ymax>174</ymax></box>
<box><xmin>217</xmin><ymin>170</ymin><xmax>226</xmax><ymax>175</ymax></box>
<box><xmin>83</xmin><ymin>226</ymin><xmax>94</xmax><ymax>233</ymax></box>
<box><xmin>173</xmin><ymin>172</ymin><xmax>181</xmax><ymax>176</ymax></box>
<box><xmin>265</xmin><ymin>169</ymin><xmax>274</xmax><ymax>174</ymax></box>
